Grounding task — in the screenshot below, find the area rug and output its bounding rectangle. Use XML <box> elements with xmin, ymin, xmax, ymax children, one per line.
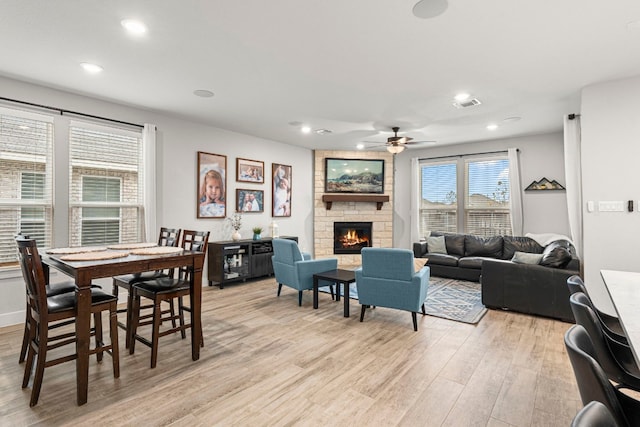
<box><xmin>319</xmin><ymin>276</ymin><xmax>487</xmax><ymax>324</ymax></box>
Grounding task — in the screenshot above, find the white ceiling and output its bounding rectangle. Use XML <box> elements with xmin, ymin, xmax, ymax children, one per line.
<box><xmin>2</xmin><ymin>1</ymin><xmax>640</xmax><ymax>151</ymax></box>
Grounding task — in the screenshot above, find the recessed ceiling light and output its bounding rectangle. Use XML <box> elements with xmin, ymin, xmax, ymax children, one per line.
<box><xmin>356</xmin><ymin>143</ymin><xmax>365</xmax><ymax>150</ymax></box>
<box><xmin>80</xmin><ymin>62</ymin><xmax>103</xmax><ymax>73</ymax></box>
<box><xmin>486</xmin><ymin>124</ymin><xmax>498</xmax><ymax>131</ymax></box>
<box><xmin>121</xmin><ymin>19</ymin><xmax>147</xmax><ymax>34</ymax></box>
<box><xmin>413</xmin><ymin>0</ymin><xmax>448</xmax><ymax>19</ymax></box>
<box><xmin>193</xmin><ymin>89</ymin><xmax>214</xmax><ymax>98</ymax></box>
<box><xmin>301</xmin><ymin>126</ymin><xmax>311</xmax><ymax>134</ymax></box>
<box><xmin>454</xmin><ymin>93</ymin><xmax>470</xmax><ymax>102</ymax></box>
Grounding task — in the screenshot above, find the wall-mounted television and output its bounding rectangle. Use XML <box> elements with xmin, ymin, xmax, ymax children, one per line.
<box><xmin>324</xmin><ymin>158</ymin><xmax>384</xmax><ymax>194</ymax></box>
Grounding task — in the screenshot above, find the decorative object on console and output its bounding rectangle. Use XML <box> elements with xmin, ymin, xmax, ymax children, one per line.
<box><xmin>228</xmin><ymin>213</ymin><xmax>242</xmax><ymax>241</ymax></box>
<box><xmin>252</xmin><ymin>227</ymin><xmax>262</xmax><ymax>240</ymax></box>
<box><xmin>197</xmin><ymin>151</ymin><xmax>227</xmax><ymax>218</ymax></box>
<box><xmin>525</xmin><ymin>177</ymin><xmax>565</xmax><ymax>191</ymax></box>
<box><xmin>270</xmin><ymin>220</ymin><xmax>279</xmax><ymax>238</ymax></box>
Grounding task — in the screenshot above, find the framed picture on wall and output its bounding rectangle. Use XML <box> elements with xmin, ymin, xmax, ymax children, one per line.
<box><xmin>236</xmin><ymin>188</ymin><xmax>264</xmax><ymax>212</ymax></box>
<box><xmin>272</xmin><ymin>163</ymin><xmax>292</xmax><ymax>217</ymax></box>
<box><xmin>197</xmin><ymin>151</ymin><xmax>227</xmax><ymax>218</ymax></box>
<box><xmin>236</xmin><ymin>158</ymin><xmax>265</xmax><ymax>183</ymax></box>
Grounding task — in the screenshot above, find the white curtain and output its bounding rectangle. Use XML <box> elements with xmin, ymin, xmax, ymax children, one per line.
<box><xmin>142</xmin><ymin>124</ymin><xmax>157</xmax><ymax>242</ymax></box>
<box><xmin>410</xmin><ymin>157</ymin><xmax>421</xmax><ymax>242</ymax></box>
<box><xmin>508</xmin><ymin>148</ymin><xmax>523</xmax><ymax>235</ymax></box>
<box><xmin>564</xmin><ymin>115</ymin><xmax>583</xmax><ymax>257</ymax></box>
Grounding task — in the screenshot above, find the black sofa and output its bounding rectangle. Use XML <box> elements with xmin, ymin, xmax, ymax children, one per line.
<box><xmin>413</xmin><ymin>233</ymin><xmax>580</xmax><ymax>322</ymax></box>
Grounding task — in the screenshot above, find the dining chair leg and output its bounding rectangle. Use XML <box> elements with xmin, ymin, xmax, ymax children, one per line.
<box><xmin>169</xmin><ymin>299</ymin><xmax>177</xmax><ymax>329</ymax></box>
<box><xmin>19</xmin><ymin>306</ymin><xmax>30</xmax><ymax>363</ymax></box>
<box><xmin>22</xmin><ymin>318</ymin><xmax>36</xmax><ymax>388</ymax></box>
<box><xmin>29</xmin><ymin>324</ymin><xmax>48</xmax><ymax>406</ymax></box>
<box><xmin>412</xmin><ymin>312</ymin><xmax>418</xmax><ymax>332</ymax></box>
<box><xmin>150</xmin><ymin>300</ymin><xmax>162</xmax><ymax>369</ymax></box>
<box><xmin>129</xmin><ymin>293</ymin><xmax>140</xmax><ymax>355</ymax></box>
<box><xmin>177</xmin><ymin>296</ymin><xmax>187</xmax><ymax>339</ymax></box>
<box><xmin>125</xmin><ymin>287</ymin><xmax>135</xmax><ymax>349</ymax></box>
<box><xmin>109</xmin><ymin>302</ymin><xmax>120</xmax><ymax>378</ymax></box>
<box><xmin>94</xmin><ymin>312</ymin><xmax>104</xmax><ymax>362</ymax></box>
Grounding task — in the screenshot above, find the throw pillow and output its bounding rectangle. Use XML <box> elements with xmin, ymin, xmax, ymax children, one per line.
<box><xmin>414</xmin><ymin>258</ymin><xmax>428</xmax><ymax>272</ymax></box>
<box><xmin>511</xmin><ymin>251</ymin><xmax>543</xmax><ymax>265</ymax></box>
<box><xmin>540</xmin><ymin>247</ymin><xmax>572</xmax><ymax>268</ymax></box>
<box><xmin>426</xmin><ymin>235</ymin><xmax>447</xmax><ymax>254</ymax></box>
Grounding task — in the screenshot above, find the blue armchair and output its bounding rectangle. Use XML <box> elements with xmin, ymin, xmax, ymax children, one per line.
<box><xmin>272</xmin><ymin>239</ymin><xmax>338</xmax><ymax>306</ymax></box>
<box><xmin>355</xmin><ymin>247</ymin><xmax>430</xmax><ymax>331</ymax></box>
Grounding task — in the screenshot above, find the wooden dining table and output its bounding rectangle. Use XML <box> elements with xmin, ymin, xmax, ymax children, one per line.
<box><xmin>41</xmin><ymin>249</ymin><xmax>205</xmax><ymax>406</ymax></box>
<box><xmin>600</xmin><ymin>269</ymin><xmax>640</xmax><ymax>365</ymax></box>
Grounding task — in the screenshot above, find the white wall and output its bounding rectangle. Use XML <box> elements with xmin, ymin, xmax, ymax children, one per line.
<box><xmin>0</xmin><ymin>76</ymin><xmax>313</xmax><ymax>326</ymax></box>
<box><xmin>393</xmin><ymin>132</ymin><xmax>571</xmax><ymax>249</ymax></box>
<box><xmin>581</xmin><ymin>74</ymin><xmax>640</xmax><ymax>315</ymax></box>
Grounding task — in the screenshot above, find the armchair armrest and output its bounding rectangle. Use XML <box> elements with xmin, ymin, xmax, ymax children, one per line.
<box><xmin>413</xmin><ymin>242</ymin><xmax>428</xmax><ymax>258</ymax></box>
<box><xmin>412</xmin><ymin>266</ymin><xmax>430</xmax><ymax>306</ymax></box>
<box><xmin>296</xmin><ymin>258</ymin><xmax>339</xmax><ymax>289</ymax></box>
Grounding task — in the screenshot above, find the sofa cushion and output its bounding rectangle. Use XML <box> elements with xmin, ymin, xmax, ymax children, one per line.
<box><xmin>425</xmin><ymin>253</ymin><xmax>459</xmax><ymax>267</ymax></box>
<box><xmin>512</xmin><ymin>251</ymin><xmax>543</xmax><ymax>265</ymax></box>
<box><xmin>458</xmin><ymin>256</ymin><xmax>497</xmax><ymax>269</ymax></box>
<box><xmin>540</xmin><ymin>243</ymin><xmax>573</xmax><ymax>268</ymax></box>
<box><xmin>502</xmin><ymin>236</ymin><xmax>544</xmax><ymax>260</ymax></box>
<box><xmin>464</xmin><ymin>235</ymin><xmax>503</xmax><ymax>258</ymax></box>
<box><xmin>431</xmin><ymin>232</ymin><xmax>465</xmax><ymax>256</ymax></box>
<box><xmin>426</xmin><ymin>235</ymin><xmax>447</xmax><ymax>254</ymax></box>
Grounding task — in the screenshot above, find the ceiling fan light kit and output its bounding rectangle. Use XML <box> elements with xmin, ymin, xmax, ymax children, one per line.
<box><xmin>387</xmin><ymin>144</ymin><xmax>406</xmax><ymax>154</ymax></box>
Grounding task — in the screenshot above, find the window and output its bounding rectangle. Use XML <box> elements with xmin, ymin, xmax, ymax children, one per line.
<box><xmin>69</xmin><ymin>122</ymin><xmax>143</xmax><ymax>246</ymax></box>
<box><xmin>419</xmin><ymin>154</ymin><xmax>511</xmax><ymax>237</ymax></box>
<box><xmin>0</xmin><ymin>108</ymin><xmax>53</xmax><ymax>265</ymax></box>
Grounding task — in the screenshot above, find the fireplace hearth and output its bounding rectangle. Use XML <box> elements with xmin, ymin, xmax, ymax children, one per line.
<box><xmin>334</xmin><ymin>222</ymin><xmax>372</xmax><ymax>254</ymax></box>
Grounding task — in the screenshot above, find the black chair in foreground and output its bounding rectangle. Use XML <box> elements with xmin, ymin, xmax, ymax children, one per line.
<box><xmin>564</xmin><ymin>325</ymin><xmax>640</xmax><ymax>427</ymax></box>
<box><xmin>571</xmin><ymin>401</ymin><xmax>619</xmax><ymax>427</ymax></box>
<box><xmin>129</xmin><ymin>230</ymin><xmax>209</xmax><ymax>368</ymax></box>
<box><xmin>112</xmin><ymin>227</ymin><xmax>181</xmax><ymax>348</ymax></box>
<box><xmin>569</xmin><ymin>292</ymin><xmax>640</xmax><ymax>390</ymax></box>
<box><xmin>567</xmin><ymin>275</ymin><xmax>627</xmax><ymax>344</ymax></box>
<box><xmin>16</xmin><ymin>236</ymin><xmax>119</xmax><ymax>406</ymax></box>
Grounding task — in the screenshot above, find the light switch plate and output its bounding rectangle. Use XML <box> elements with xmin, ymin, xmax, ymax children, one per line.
<box><xmin>599</xmin><ymin>201</ymin><xmax>625</xmax><ymax>212</ymax></box>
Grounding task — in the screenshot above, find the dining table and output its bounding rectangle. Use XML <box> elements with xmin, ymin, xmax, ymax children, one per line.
<box><xmin>600</xmin><ymin>269</ymin><xmax>640</xmax><ymax>366</ymax></box>
<box><xmin>41</xmin><ymin>248</ymin><xmax>205</xmax><ymax>405</ymax></box>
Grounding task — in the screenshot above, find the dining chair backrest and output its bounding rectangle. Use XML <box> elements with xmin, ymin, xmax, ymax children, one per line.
<box><xmin>159</xmin><ymin>227</ymin><xmax>181</xmax><ymax>247</ymax></box>
<box><xmin>571</xmin><ymin>401</ymin><xmax>619</xmax><ymax>427</ymax></box>
<box><xmin>568</xmin><ymin>275</ymin><xmax>588</xmax><ymax>296</ymax></box>
<box><xmin>176</xmin><ymin>230</ymin><xmax>210</xmax><ymax>281</ymax></box>
<box><xmin>15</xmin><ymin>237</ymin><xmax>48</xmax><ymax>319</ymax></box>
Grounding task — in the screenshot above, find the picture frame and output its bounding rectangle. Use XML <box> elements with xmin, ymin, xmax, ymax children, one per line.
<box><xmin>236</xmin><ymin>157</ymin><xmax>265</xmax><ymax>183</ymax></box>
<box><xmin>197</xmin><ymin>151</ymin><xmax>227</xmax><ymax>218</ymax></box>
<box><xmin>236</xmin><ymin>188</ymin><xmax>264</xmax><ymax>213</ymax></box>
<box><xmin>272</xmin><ymin>163</ymin><xmax>292</xmax><ymax>217</ymax></box>
<box><xmin>324</xmin><ymin>158</ymin><xmax>385</xmax><ymax>194</ymax></box>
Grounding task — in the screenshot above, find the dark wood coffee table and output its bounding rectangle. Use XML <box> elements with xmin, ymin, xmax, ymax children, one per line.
<box><xmin>313</xmin><ymin>269</ymin><xmax>356</xmax><ymax>317</ymax></box>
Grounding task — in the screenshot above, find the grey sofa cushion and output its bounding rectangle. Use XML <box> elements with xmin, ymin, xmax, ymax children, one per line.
<box><xmin>502</xmin><ymin>236</ymin><xmax>543</xmax><ymax>260</ymax></box>
<box><xmin>464</xmin><ymin>235</ymin><xmax>503</xmax><ymax>258</ymax></box>
<box><xmin>512</xmin><ymin>251</ymin><xmax>544</xmax><ymax>265</ymax></box>
<box><xmin>426</xmin><ymin>235</ymin><xmax>447</xmax><ymax>254</ymax></box>
<box><xmin>431</xmin><ymin>232</ymin><xmax>465</xmax><ymax>256</ymax></box>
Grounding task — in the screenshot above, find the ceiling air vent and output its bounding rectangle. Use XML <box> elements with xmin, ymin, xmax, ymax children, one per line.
<box><xmin>453</xmin><ymin>98</ymin><xmax>482</xmax><ymax>108</ymax></box>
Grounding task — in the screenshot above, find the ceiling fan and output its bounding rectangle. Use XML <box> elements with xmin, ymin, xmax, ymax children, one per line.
<box><xmin>363</xmin><ymin>127</ymin><xmax>434</xmax><ymax>153</ymax></box>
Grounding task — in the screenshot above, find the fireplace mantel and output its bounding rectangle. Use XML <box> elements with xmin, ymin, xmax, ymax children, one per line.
<box><xmin>322</xmin><ymin>194</ymin><xmax>390</xmax><ymax>210</ymax></box>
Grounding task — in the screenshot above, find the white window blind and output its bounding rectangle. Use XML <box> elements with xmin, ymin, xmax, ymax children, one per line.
<box><xmin>464</xmin><ymin>158</ymin><xmax>512</xmax><ymax>236</ymax></box>
<box><xmin>419</xmin><ymin>154</ymin><xmax>512</xmax><ymax>237</ymax></box>
<box><xmin>69</xmin><ymin>121</ymin><xmax>143</xmax><ymax>246</ymax></box>
<box><xmin>419</xmin><ymin>161</ymin><xmax>457</xmax><ymax>235</ymax></box>
<box><xmin>0</xmin><ymin>108</ymin><xmax>53</xmax><ymax>265</ymax></box>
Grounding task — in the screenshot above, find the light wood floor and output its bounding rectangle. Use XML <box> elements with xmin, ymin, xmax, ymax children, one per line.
<box><xmin>0</xmin><ymin>277</ymin><xmax>581</xmax><ymax>426</ymax></box>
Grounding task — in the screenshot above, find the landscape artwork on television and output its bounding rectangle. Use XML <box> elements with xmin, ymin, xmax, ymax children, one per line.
<box><xmin>324</xmin><ymin>158</ymin><xmax>384</xmax><ymax>194</ymax></box>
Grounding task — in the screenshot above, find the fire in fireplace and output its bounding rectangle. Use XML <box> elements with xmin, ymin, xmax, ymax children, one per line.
<box><xmin>334</xmin><ymin>222</ymin><xmax>372</xmax><ymax>254</ymax></box>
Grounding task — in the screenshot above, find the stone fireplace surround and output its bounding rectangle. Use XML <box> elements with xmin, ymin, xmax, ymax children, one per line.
<box><xmin>314</xmin><ymin>150</ymin><xmax>394</xmax><ymax>267</ymax></box>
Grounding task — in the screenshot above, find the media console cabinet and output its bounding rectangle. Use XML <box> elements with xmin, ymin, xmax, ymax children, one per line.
<box><xmin>207</xmin><ymin>236</ymin><xmax>297</xmax><ymax>288</ymax></box>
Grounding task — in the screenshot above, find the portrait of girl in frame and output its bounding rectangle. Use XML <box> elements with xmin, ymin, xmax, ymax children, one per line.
<box><xmin>197</xmin><ymin>151</ymin><xmax>227</xmax><ymax>218</ymax></box>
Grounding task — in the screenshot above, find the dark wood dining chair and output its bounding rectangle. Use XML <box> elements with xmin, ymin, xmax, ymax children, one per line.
<box><xmin>16</xmin><ymin>236</ymin><xmax>119</xmax><ymax>406</ymax></box>
<box><xmin>112</xmin><ymin>227</ymin><xmax>181</xmax><ymax>348</ymax></box>
<box><xmin>129</xmin><ymin>230</ymin><xmax>209</xmax><ymax>368</ymax></box>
